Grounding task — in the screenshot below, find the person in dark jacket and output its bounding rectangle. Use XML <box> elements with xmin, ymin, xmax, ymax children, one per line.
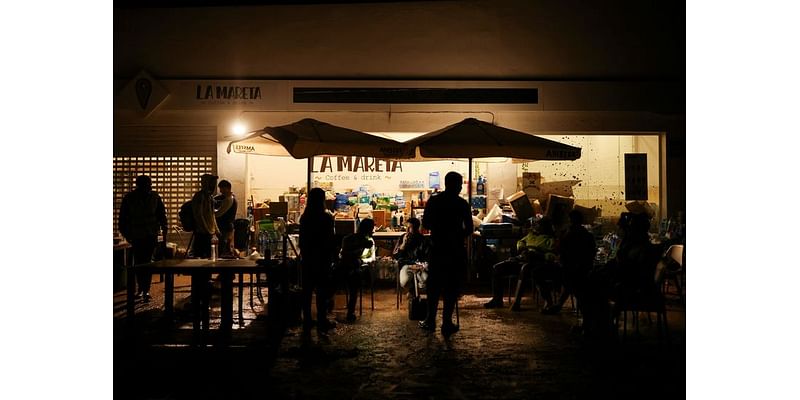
<box><xmin>338</xmin><ymin>218</ymin><xmax>376</xmax><ymax>322</ymax></box>
<box><xmin>214</xmin><ymin>179</ymin><xmax>238</xmax><ymax>257</ymax></box>
<box><xmin>118</xmin><ymin>175</ymin><xmax>168</xmax><ymax>302</ymax></box>
<box><xmin>299</xmin><ymin>187</ymin><xmax>337</xmax><ymax>333</ymax></box>
<box><xmin>543</xmin><ymin>210</ymin><xmax>596</xmax><ymax>315</ymax></box>
<box><xmin>419</xmin><ymin>171</ymin><xmax>473</xmax><ymax>336</ymax></box>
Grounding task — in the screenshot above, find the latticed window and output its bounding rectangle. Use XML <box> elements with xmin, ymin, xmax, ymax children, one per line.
<box><xmin>112</xmin><ymin>156</ymin><xmax>215</xmax><ymax>235</ymax></box>
<box><xmin>113</xmin><ymin>125</ymin><xmax>218</xmax><ymax>237</ymax></box>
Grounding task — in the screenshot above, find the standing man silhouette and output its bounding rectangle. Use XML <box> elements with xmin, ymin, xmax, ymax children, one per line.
<box><xmin>419</xmin><ymin>171</ymin><xmax>473</xmax><ymax>336</ymax></box>
<box><xmin>299</xmin><ymin>187</ymin><xmax>337</xmax><ymax>334</ymax></box>
<box><xmin>118</xmin><ymin>175</ymin><xmax>167</xmax><ymax>302</ymax></box>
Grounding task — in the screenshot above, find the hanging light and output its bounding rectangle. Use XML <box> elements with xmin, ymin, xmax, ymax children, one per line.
<box><xmin>232</xmin><ymin>121</ymin><xmax>247</xmax><ymax>136</ymax></box>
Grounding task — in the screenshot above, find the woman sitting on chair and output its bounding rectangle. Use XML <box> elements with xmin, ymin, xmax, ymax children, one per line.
<box><xmin>338</xmin><ymin>218</ymin><xmax>376</xmax><ymax>323</ymax></box>
<box><xmin>394</xmin><ymin>218</ymin><xmax>430</xmax><ymax>296</ymax></box>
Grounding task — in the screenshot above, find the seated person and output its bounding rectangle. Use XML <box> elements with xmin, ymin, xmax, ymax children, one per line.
<box><xmin>611</xmin><ymin>212</ymin><xmax>661</xmax><ymax>301</ymax></box>
<box><xmin>337</xmin><ymin>218</ymin><xmax>376</xmax><ymax>322</ymax></box>
<box><xmin>542</xmin><ymin>210</ymin><xmax>596</xmax><ymax>315</ymax></box>
<box><xmin>510</xmin><ymin>217</ymin><xmax>558</xmax><ymax>311</ymax></box>
<box><xmin>394</xmin><ymin>218</ymin><xmax>430</xmax><ymax>295</ymax></box>
<box><xmin>484</xmin><ymin>217</ymin><xmax>557</xmax><ymax>309</ymax></box>
<box><xmin>393</xmin><ymin>217</ymin><xmax>425</xmax><ymax>265</ymax></box>
<box><xmin>581</xmin><ymin>212</ymin><xmax>657</xmax><ymax>340</ymax></box>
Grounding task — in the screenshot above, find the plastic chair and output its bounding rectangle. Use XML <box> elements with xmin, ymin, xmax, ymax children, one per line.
<box><xmin>661</xmin><ymin>244</ymin><xmax>684</xmax><ymax>303</ymax></box>
<box><xmin>613</xmin><ymin>258</ymin><xmax>670</xmax><ymax>342</ymax></box>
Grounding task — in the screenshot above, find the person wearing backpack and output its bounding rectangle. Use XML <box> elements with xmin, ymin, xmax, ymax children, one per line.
<box><xmin>191</xmin><ymin>173</ymin><xmax>219</xmax><ymax>258</ymax></box>
<box><xmin>214</xmin><ymin>179</ymin><xmax>238</xmax><ymax>258</ymax></box>
<box><xmin>118</xmin><ymin>175</ymin><xmax>168</xmax><ymax>302</ymax></box>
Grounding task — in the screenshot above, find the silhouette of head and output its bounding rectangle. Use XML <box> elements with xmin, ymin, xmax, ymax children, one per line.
<box><xmin>535</xmin><ymin>216</ymin><xmax>555</xmax><ymax>236</ymax></box>
<box><xmin>358</xmin><ymin>218</ymin><xmax>375</xmax><ymax>236</ymax></box>
<box><xmin>406</xmin><ymin>217</ymin><xmax>421</xmax><ymax>233</ymax></box>
<box><xmin>200</xmin><ymin>173</ymin><xmax>218</xmax><ymax>194</ymax></box>
<box><xmin>568</xmin><ymin>210</ymin><xmax>584</xmax><ymax>226</ymax></box>
<box><xmin>135</xmin><ymin>175</ymin><xmax>152</xmax><ymax>193</ymax></box>
<box><xmin>307</xmin><ymin>187</ymin><xmax>326</xmax><ymax>210</ymax></box>
<box><xmin>629</xmin><ymin>212</ymin><xmax>651</xmax><ymax>240</ymax></box>
<box><xmin>218</xmin><ymin>179</ymin><xmax>232</xmax><ymax>196</ymax></box>
<box><xmin>444</xmin><ymin>171</ymin><xmax>462</xmax><ymax>193</ymax></box>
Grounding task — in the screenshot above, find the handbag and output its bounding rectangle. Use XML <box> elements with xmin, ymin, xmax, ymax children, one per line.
<box><xmin>407</xmin><ymin>270</ymin><xmax>428</xmax><ymax>320</ymax></box>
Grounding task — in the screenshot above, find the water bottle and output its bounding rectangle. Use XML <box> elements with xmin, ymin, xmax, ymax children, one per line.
<box><xmin>476</xmin><ymin>175</ymin><xmax>486</xmax><ymax>196</ymax></box>
<box><xmin>264</xmin><ymin>232</ymin><xmax>273</xmax><ymax>260</ymax></box>
<box><xmin>257</xmin><ymin>230</ymin><xmax>267</xmax><ymax>257</ymax></box>
<box><xmin>211</xmin><ymin>236</ymin><xmax>218</xmax><ymax>261</ymax></box>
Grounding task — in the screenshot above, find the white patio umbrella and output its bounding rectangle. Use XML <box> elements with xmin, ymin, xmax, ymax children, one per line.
<box><xmin>227</xmin><ymin>118</ymin><xmax>413</xmax><ymax>159</ymax></box>
<box><xmin>403</xmin><ymin>118</ymin><xmax>581</xmax><ymax>208</ymax></box>
<box><xmin>403</xmin><ymin>118</ymin><xmax>581</xmax><ymax>160</ymax></box>
<box><xmin>226</xmin><ymin>118</ymin><xmax>414</xmax><ymax>192</ymax></box>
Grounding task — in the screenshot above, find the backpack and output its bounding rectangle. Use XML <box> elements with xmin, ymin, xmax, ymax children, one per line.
<box><xmin>179</xmin><ymin>200</ymin><xmax>195</xmax><ymax>232</ymax></box>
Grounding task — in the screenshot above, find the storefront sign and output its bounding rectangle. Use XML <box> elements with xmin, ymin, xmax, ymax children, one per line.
<box><xmin>116</xmin><ymin>70</ymin><xmax>170</xmax><ymax>117</ymax></box>
<box><xmin>194</xmin><ymin>84</ymin><xmax>263</xmax><ymax>104</ymax></box>
<box><xmin>195</xmin><ymin>84</ymin><xmax>262</xmax><ymax>102</ymax></box>
<box><xmin>232</xmin><ymin>143</ymin><xmax>257</xmax><ymax>153</ymax></box>
<box><xmin>154</xmin><ymin>81</ymin><xmax>277</xmax><ymax>109</ymax></box>
<box><xmin>312</xmin><ymin>156</ymin><xmax>403</xmax><ymax>173</ymax></box>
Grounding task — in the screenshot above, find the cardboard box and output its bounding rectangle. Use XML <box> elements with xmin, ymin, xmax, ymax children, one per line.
<box><xmin>253</xmin><ymin>207</ymin><xmax>270</xmax><ymax>222</ymax></box>
<box><xmin>522</xmin><ymin>172</ymin><xmax>541</xmax><ymax>188</ymax></box>
<box><xmin>268</xmin><ymin>201</ymin><xmax>288</xmax><ymax>218</ymax></box>
<box><xmin>372</xmin><ymin>209</ymin><xmax>388</xmax><ymax>228</ymax></box>
<box><xmin>573</xmin><ymin>204</ymin><xmax>601</xmax><ymax>224</ymax></box>
<box><xmin>545</xmin><ymin>194</ymin><xmax>575</xmax><ymax>230</ymax></box>
<box><xmin>335</xmin><ymin>219</ymin><xmax>356</xmax><ymax>236</ymax></box>
<box><xmin>507</xmin><ymin>191</ymin><xmax>535</xmax><ymax>223</ymax></box>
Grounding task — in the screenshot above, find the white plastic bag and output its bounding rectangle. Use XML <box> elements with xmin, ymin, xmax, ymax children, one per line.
<box><xmin>482</xmin><ymin>204</ymin><xmax>503</xmax><ymax>224</ymax></box>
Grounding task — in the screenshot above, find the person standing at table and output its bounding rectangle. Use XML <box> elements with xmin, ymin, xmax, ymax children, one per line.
<box><xmin>419</xmin><ymin>171</ymin><xmax>473</xmax><ymax>336</ymax></box>
<box><xmin>191</xmin><ymin>173</ymin><xmax>219</xmax><ymax>258</ymax></box>
<box><xmin>214</xmin><ymin>179</ymin><xmax>238</xmax><ymax>258</ymax></box>
<box><xmin>118</xmin><ymin>175</ymin><xmax>168</xmax><ymax>302</ymax></box>
<box><xmin>299</xmin><ymin>187</ymin><xmax>337</xmax><ymax>334</ymax></box>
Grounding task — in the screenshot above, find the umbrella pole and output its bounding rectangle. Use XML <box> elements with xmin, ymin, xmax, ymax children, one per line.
<box><xmin>244</xmin><ymin>153</ymin><xmax>250</xmax><ymax>205</ymax></box>
<box><xmin>468</xmin><ymin>157</ymin><xmax>473</xmax><ymax>205</ymax></box>
<box><xmin>467</xmin><ymin>157</ymin><xmax>473</xmax><ymax>283</ymax></box>
<box><xmin>307</xmin><ymin>157</ymin><xmax>312</xmax><ymax>192</ymax></box>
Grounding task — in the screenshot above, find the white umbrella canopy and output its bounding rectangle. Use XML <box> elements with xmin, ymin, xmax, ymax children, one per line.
<box><xmin>403</xmin><ymin>118</ymin><xmax>581</xmax><ymax>161</ymax></box>
<box><xmin>226</xmin><ymin>118</ymin><xmax>413</xmax><ymax>159</ymax></box>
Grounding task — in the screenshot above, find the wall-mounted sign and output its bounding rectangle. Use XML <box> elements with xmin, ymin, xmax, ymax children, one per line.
<box><xmin>155</xmin><ymin>81</ymin><xmax>277</xmax><ymax>110</ymax></box>
<box><xmin>195</xmin><ymin>84</ymin><xmax>263</xmax><ymax>104</ymax></box>
<box><xmin>115</xmin><ymin>70</ymin><xmax>170</xmax><ymax>117</ymax></box>
<box><xmin>624</xmin><ymin>153</ymin><xmax>648</xmax><ymax>200</ymax></box>
<box><xmin>312</xmin><ymin>156</ymin><xmax>403</xmax><ymax>173</ymax></box>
